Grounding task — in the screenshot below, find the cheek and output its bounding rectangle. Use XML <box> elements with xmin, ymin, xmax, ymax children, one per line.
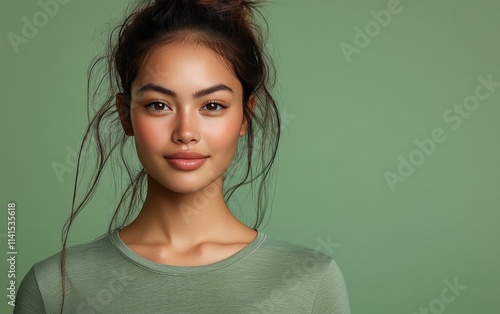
<box><xmin>132</xmin><ymin>116</ymin><xmax>166</xmax><ymax>150</ymax></box>
<box><xmin>204</xmin><ymin>118</ymin><xmax>242</xmax><ymax>150</ymax></box>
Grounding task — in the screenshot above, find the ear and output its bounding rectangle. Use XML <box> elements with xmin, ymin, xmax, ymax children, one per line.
<box><xmin>240</xmin><ymin>95</ymin><xmax>256</xmax><ymax>137</ymax></box>
<box><xmin>116</xmin><ymin>93</ymin><xmax>134</xmax><ymax>136</ymax></box>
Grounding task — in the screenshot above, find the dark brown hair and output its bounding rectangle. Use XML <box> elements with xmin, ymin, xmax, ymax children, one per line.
<box><xmin>59</xmin><ymin>0</ymin><xmax>280</xmax><ymax>312</ymax></box>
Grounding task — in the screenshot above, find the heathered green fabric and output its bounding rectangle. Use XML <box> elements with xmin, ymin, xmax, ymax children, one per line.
<box><xmin>14</xmin><ymin>229</ymin><xmax>351</xmax><ymax>313</ymax></box>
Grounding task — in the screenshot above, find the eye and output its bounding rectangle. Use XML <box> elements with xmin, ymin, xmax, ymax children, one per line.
<box><xmin>145</xmin><ymin>100</ymin><xmax>170</xmax><ymax>112</ymax></box>
<box><xmin>202</xmin><ymin>100</ymin><xmax>227</xmax><ymax>112</ymax></box>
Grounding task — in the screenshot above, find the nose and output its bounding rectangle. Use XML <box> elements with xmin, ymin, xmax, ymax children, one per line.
<box><xmin>171</xmin><ymin>109</ymin><xmax>200</xmax><ymax>144</ymax></box>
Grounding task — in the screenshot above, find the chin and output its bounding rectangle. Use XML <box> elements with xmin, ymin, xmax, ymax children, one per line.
<box><xmin>165</xmin><ymin>183</ymin><xmax>206</xmax><ymax>195</ymax></box>
<box><xmin>151</xmin><ymin>174</ymin><xmax>219</xmax><ymax>195</ymax></box>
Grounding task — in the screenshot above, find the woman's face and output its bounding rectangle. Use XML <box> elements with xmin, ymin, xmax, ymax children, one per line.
<box><xmin>121</xmin><ymin>42</ymin><xmax>249</xmax><ymax>193</ymax></box>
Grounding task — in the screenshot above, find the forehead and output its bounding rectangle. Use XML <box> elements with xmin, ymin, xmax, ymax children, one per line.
<box><xmin>132</xmin><ymin>42</ymin><xmax>239</xmax><ymax>94</ymax></box>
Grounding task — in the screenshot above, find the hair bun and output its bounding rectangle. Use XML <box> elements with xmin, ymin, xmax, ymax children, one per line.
<box><xmin>152</xmin><ymin>0</ymin><xmax>262</xmax><ymax>22</ymax></box>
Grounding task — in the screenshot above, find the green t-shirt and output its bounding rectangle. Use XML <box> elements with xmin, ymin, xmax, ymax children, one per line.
<box><xmin>14</xmin><ymin>229</ymin><xmax>351</xmax><ymax>313</ymax></box>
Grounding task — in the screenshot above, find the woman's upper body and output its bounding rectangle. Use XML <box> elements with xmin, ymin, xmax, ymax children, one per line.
<box><xmin>14</xmin><ymin>228</ymin><xmax>350</xmax><ymax>313</ymax></box>
<box><xmin>13</xmin><ymin>1</ymin><xmax>351</xmax><ymax>313</ymax></box>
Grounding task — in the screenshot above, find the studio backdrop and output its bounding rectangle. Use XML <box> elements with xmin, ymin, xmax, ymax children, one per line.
<box><xmin>1</xmin><ymin>0</ymin><xmax>499</xmax><ymax>313</ymax></box>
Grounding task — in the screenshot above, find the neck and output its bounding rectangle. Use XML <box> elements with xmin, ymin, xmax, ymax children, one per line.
<box><xmin>122</xmin><ymin>174</ymin><xmax>249</xmax><ymax>247</ymax></box>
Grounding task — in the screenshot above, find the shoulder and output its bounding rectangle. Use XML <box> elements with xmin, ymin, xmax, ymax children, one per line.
<box><xmin>260</xmin><ymin>236</ymin><xmax>351</xmax><ymax>313</ymax></box>
<box><xmin>32</xmin><ymin>233</ymin><xmax>113</xmax><ymax>277</ymax></box>
<box><xmin>247</xmin><ymin>234</ymin><xmax>340</xmax><ymax>284</ymax></box>
<box><xmin>249</xmin><ymin>234</ymin><xmax>351</xmax><ymax>313</ymax></box>
<box><xmin>15</xmin><ymin>234</ymin><xmax>115</xmax><ymax>313</ymax></box>
<box><xmin>27</xmin><ymin>233</ymin><xmax>116</xmax><ymax>301</ymax></box>
<box><xmin>258</xmin><ymin>234</ymin><xmax>334</xmax><ymax>267</ymax></box>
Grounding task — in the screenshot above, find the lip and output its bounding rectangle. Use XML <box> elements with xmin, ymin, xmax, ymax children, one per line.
<box><xmin>166</xmin><ymin>158</ymin><xmax>206</xmax><ymax>171</ymax></box>
<box><xmin>165</xmin><ymin>151</ymin><xmax>207</xmax><ymax>159</ymax></box>
<box><xmin>165</xmin><ymin>151</ymin><xmax>208</xmax><ymax>171</ymax></box>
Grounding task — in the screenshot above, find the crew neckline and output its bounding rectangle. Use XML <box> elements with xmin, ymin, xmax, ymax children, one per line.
<box><xmin>110</xmin><ymin>228</ymin><xmax>266</xmax><ymax>276</ymax></box>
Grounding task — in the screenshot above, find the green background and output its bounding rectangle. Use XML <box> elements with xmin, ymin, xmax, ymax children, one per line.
<box><xmin>1</xmin><ymin>0</ymin><xmax>499</xmax><ymax>313</ymax></box>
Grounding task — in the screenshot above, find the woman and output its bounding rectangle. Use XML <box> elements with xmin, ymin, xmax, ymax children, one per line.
<box><xmin>14</xmin><ymin>0</ymin><xmax>351</xmax><ymax>313</ymax></box>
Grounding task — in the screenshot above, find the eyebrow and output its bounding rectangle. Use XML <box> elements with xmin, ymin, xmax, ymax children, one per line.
<box><xmin>135</xmin><ymin>83</ymin><xmax>234</xmax><ymax>98</ymax></box>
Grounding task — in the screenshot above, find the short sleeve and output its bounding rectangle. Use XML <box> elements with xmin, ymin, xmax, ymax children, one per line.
<box><xmin>14</xmin><ymin>266</ymin><xmax>46</xmax><ymax>314</ymax></box>
<box><xmin>311</xmin><ymin>259</ymin><xmax>351</xmax><ymax>314</ymax></box>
